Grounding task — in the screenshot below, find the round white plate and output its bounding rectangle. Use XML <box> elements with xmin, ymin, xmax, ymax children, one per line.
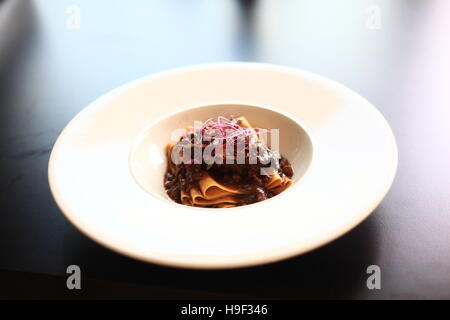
<box><xmin>48</xmin><ymin>63</ymin><xmax>397</xmax><ymax>269</ymax></box>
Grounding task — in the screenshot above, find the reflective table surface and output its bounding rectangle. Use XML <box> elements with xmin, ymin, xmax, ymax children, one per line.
<box><xmin>1</xmin><ymin>0</ymin><xmax>449</xmax><ymax>299</ymax></box>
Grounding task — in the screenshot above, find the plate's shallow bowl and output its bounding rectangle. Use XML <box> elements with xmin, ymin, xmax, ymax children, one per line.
<box><xmin>129</xmin><ymin>102</ymin><xmax>314</xmax><ymax>204</ymax></box>
<box><xmin>48</xmin><ymin>62</ymin><xmax>397</xmax><ymax>269</ymax></box>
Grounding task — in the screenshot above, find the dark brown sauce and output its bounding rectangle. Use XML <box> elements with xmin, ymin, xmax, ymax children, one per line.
<box><xmin>163</xmin><ymin>151</ymin><xmax>293</xmax><ymax>207</ymax></box>
<box><xmin>163</xmin><ymin>118</ymin><xmax>294</xmax><ymax>208</ymax></box>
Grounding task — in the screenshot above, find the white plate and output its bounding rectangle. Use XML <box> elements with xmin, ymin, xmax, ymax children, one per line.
<box><xmin>48</xmin><ymin>63</ymin><xmax>397</xmax><ymax>269</ymax></box>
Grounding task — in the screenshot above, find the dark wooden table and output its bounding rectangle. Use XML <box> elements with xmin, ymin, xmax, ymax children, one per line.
<box><xmin>1</xmin><ymin>0</ymin><xmax>449</xmax><ymax>299</ymax></box>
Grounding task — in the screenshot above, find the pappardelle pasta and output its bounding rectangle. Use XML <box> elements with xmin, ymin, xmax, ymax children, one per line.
<box><xmin>163</xmin><ymin>116</ymin><xmax>294</xmax><ymax>208</ymax></box>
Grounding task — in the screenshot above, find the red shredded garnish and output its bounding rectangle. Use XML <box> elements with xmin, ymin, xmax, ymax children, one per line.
<box><xmin>198</xmin><ymin>116</ymin><xmax>270</xmax><ymax>144</ymax></box>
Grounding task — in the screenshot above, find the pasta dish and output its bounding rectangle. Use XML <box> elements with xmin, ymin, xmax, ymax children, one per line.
<box><xmin>163</xmin><ymin>116</ymin><xmax>293</xmax><ymax>208</ymax></box>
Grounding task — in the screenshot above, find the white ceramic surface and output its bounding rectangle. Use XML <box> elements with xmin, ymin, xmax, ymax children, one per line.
<box><xmin>48</xmin><ymin>63</ymin><xmax>398</xmax><ymax>269</ymax></box>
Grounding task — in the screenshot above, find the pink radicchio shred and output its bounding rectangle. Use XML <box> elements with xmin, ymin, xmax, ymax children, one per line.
<box><xmin>199</xmin><ymin>116</ymin><xmax>270</xmax><ymax>145</ymax></box>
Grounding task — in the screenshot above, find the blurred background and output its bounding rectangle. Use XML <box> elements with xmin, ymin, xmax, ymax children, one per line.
<box><xmin>1</xmin><ymin>0</ymin><xmax>449</xmax><ymax>299</ymax></box>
